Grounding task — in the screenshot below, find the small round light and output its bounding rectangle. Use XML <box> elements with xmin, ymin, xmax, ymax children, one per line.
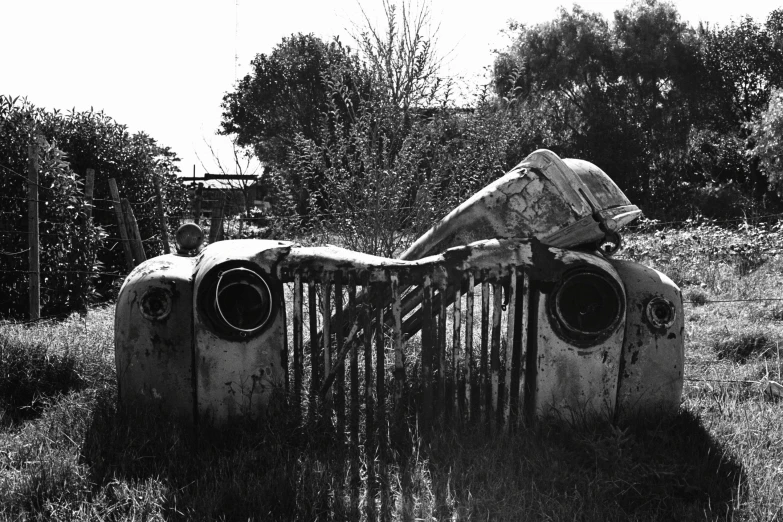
<box><xmin>139</xmin><ymin>288</ymin><xmax>172</xmax><ymax>321</ymax></box>
<box><xmin>175</xmin><ymin>223</ymin><xmax>204</xmax><ymax>255</ymax></box>
<box><xmin>646</xmin><ymin>297</ymin><xmax>676</xmax><ymax>329</ymax></box>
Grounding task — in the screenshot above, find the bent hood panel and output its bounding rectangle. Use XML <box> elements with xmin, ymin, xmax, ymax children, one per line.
<box><xmin>401</xmin><ymin>150</ymin><xmax>640</xmax><ymax>260</ymax></box>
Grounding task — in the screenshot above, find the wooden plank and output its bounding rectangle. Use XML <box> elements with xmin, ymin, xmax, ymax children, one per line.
<box><xmin>108</xmin><ymin>178</ymin><xmax>134</xmax><ymax>271</ymax></box>
<box><xmin>27</xmin><ymin>142</ymin><xmax>40</xmax><ymax>321</ymax></box>
<box><xmin>390</xmin><ymin>274</ymin><xmax>404</xmax><ymax>403</ymax></box>
<box><xmin>480</xmin><ymin>279</ymin><xmax>490</xmax><ymax>425</ymax></box>
<box><xmin>503</xmin><ymin>267</ymin><xmax>517</xmax><ymax>431</ymax></box>
<box><xmin>421</xmin><ymin>275</ymin><xmax>434</xmax><ymax>431</ymax></box>
<box><xmin>517</xmin><ymin>269</ymin><xmax>530</xmax><ymax>428</ymax></box>
<box><xmin>491</xmin><ymin>281</ymin><xmax>502</xmax><ymax>431</ymax></box>
<box><xmin>121</xmin><ymin>198</ymin><xmax>146</xmax><ymax>265</ymax></box>
<box><xmin>465</xmin><ymin>272</ymin><xmax>475</xmax><ymax>422</ymax></box>
<box><xmin>208</xmin><ymin>192</ymin><xmax>226</xmax><ymax>243</ymax></box>
<box><xmin>153</xmin><ymin>175</ymin><xmax>171</xmax><ymax>254</ymax></box>
<box><xmin>293</xmin><ymin>274</ymin><xmax>303</xmax><ymax>418</ymax></box>
<box><xmin>452</xmin><ymin>282</ymin><xmax>462</xmax><ymax>420</ymax></box>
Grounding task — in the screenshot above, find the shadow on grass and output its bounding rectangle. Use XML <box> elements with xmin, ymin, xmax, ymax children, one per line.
<box><xmin>422</xmin><ymin>409</ymin><xmax>746</xmax><ymax>521</ymax></box>
<box><xmin>80</xmin><ymin>396</ymin><xmax>355</xmax><ymax>521</ymax></box>
<box><xmin>79</xmin><ymin>398</ymin><xmax>745</xmax><ymax>521</ymax></box>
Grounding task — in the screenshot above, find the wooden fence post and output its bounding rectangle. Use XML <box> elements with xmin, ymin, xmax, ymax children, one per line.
<box><xmin>27</xmin><ymin>141</ymin><xmax>40</xmax><ymax>321</ymax></box>
<box><xmin>153</xmin><ymin>175</ymin><xmax>171</xmax><ymax>254</ymax></box>
<box><xmin>121</xmin><ymin>198</ymin><xmax>146</xmax><ymax>265</ymax></box>
<box><xmin>208</xmin><ymin>192</ymin><xmax>226</xmax><ymax>243</ymax></box>
<box><xmin>84</xmin><ymin>169</ymin><xmax>95</xmax><ymax>222</ymax></box>
<box><xmin>108</xmin><ymin>179</ymin><xmax>135</xmax><ymax>272</ymax></box>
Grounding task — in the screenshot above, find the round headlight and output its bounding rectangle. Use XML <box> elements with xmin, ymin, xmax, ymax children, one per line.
<box><xmin>550</xmin><ymin>268</ymin><xmax>624</xmax><ymax>346</ymax></box>
<box><xmin>214</xmin><ymin>267</ymin><xmax>274</xmax><ymax>334</ymax></box>
<box><xmin>175</xmin><ymin>223</ymin><xmax>204</xmax><ymax>255</ymax></box>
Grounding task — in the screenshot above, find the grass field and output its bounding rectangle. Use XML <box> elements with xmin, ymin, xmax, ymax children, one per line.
<box><xmin>1</xmin><ymin>223</ymin><xmax>782</xmax><ymax>521</ymax></box>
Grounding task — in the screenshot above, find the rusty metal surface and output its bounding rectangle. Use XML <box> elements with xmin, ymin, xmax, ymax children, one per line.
<box><xmin>114</xmin><ymin>148</ymin><xmax>685</xmax><ymax>430</ymax></box>
<box><xmin>114</xmin><ymin>254</ymin><xmax>196</xmax><ymax>422</ymax></box>
<box><xmin>191</xmin><ymin>240</ymin><xmax>291</xmax><ymax>424</ymax></box>
<box><xmin>610</xmin><ymin>260</ymin><xmax>685</xmax><ymax>419</ymax></box>
<box><xmin>534</xmin><ymin>255</ymin><xmax>626</xmax><ymax>422</ymax></box>
<box><xmin>400</xmin><ymin>149</ymin><xmax>640</xmax><ymax>261</ymax></box>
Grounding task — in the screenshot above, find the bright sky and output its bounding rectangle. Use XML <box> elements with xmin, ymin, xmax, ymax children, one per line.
<box><xmin>2</xmin><ymin>0</ymin><xmax>780</xmax><ymax>180</ymax></box>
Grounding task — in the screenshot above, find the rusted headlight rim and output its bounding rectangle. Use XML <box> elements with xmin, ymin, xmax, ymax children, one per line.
<box><xmin>548</xmin><ymin>267</ymin><xmax>625</xmax><ymax>347</ymax></box>
<box><xmin>214</xmin><ymin>267</ymin><xmax>274</xmax><ymax>335</ymax></box>
<box><xmin>197</xmin><ymin>262</ymin><xmax>279</xmax><ymax>340</ymax></box>
<box><xmin>645</xmin><ymin>296</ymin><xmax>677</xmax><ymax>329</ymax></box>
<box><xmin>139</xmin><ymin>287</ymin><xmax>173</xmax><ymax>321</ymax></box>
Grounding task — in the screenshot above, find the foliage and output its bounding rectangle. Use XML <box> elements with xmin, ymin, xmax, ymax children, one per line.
<box><xmin>699</xmin><ymin>13</ymin><xmax>783</xmax><ymax>126</ymax></box>
<box><xmin>0</xmin><ymin>98</ymin><xmax>104</xmax><ymax>318</ymax></box>
<box><xmin>0</xmin><ymin>95</ymin><xmax>186</xmax><ymax>318</ymax></box>
<box><xmin>220</xmin><ymin>34</ymin><xmax>364</xmax><ymax>172</ymax></box>
<box><xmin>493</xmin><ymin>1</ymin><xmax>783</xmax><ymax>218</ymax></box>
<box><xmin>753</xmin><ymin>88</ymin><xmax>783</xmax><ymax>194</ymax></box>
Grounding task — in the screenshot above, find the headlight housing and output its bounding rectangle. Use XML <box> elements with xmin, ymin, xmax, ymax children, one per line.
<box><xmin>549</xmin><ymin>267</ymin><xmax>625</xmax><ymax>347</ymax></box>
<box><xmin>199</xmin><ymin>263</ymin><xmax>276</xmax><ymax>338</ymax></box>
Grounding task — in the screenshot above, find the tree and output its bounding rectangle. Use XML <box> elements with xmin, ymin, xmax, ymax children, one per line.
<box><xmin>493</xmin><ymin>1</ymin><xmax>707</xmax><ymax>210</ymax></box>
<box><xmin>353</xmin><ymin>0</ymin><xmax>444</xmax><ymax>114</ymax></box>
<box><xmin>699</xmin><ymin>14</ymin><xmax>783</xmax><ymax>127</ymax></box>
<box><xmin>220</xmin><ymin>34</ymin><xmax>362</xmax><ymax>171</ymax></box>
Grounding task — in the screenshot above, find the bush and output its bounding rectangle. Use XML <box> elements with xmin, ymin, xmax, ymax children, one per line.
<box><xmin>0</xmin><ymin>96</ymin><xmax>187</xmax><ymax>318</ymax></box>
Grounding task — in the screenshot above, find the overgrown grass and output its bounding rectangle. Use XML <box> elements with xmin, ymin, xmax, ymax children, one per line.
<box><xmin>1</xmin><ymin>223</ymin><xmax>783</xmax><ymax>520</ymax></box>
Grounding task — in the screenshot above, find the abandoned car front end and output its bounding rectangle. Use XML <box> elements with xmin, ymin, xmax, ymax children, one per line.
<box><xmin>115</xmin><ymin>149</ymin><xmax>683</xmax><ymax>427</ymax></box>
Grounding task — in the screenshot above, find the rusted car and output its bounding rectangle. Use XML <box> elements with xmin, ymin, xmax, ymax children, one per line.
<box><xmin>115</xmin><ymin>149</ymin><xmax>683</xmax><ymax>427</ymax></box>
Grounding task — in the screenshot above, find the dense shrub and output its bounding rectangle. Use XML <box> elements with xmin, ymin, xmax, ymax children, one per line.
<box><xmin>0</xmin><ymin>95</ymin><xmax>187</xmax><ymax>318</ymax></box>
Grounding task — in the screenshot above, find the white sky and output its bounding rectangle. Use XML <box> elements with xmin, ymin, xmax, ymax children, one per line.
<box><xmin>2</xmin><ymin>0</ymin><xmax>780</xmax><ymax>180</ymax></box>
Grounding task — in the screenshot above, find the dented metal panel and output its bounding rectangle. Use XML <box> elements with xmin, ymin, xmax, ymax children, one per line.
<box><xmin>610</xmin><ymin>260</ymin><xmax>684</xmax><ymax>419</ymax></box>
<box><xmin>115</xmin><ymin>254</ymin><xmax>196</xmax><ymax>422</ymax></box>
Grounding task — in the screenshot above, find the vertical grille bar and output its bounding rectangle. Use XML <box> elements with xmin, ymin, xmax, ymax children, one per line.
<box><xmin>376</xmin><ymin>281</ymin><xmax>389</xmax><ymax>519</ymax></box>
<box><xmin>348</xmin><ymin>274</ymin><xmax>359</xmax><ymax>518</ymax></box>
<box><xmin>334</xmin><ymin>271</ymin><xmax>345</xmax><ymax>438</ymax></box>
<box><xmin>517</xmin><ymin>269</ymin><xmax>530</xmax><ymax>428</ymax></box>
<box><xmin>363</xmin><ymin>274</ymin><xmax>376</xmax><ymax>521</ymax></box>
<box><xmin>293</xmin><ymin>273</ymin><xmax>303</xmax><ymax>418</ymax></box>
<box><xmin>390</xmin><ymin>274</ymin><xmax>404</xmax><ymax>403</ymax></box>
<box><xmin>452</xmin><ymin>282</ymin><xmax>462</xmax><ymax>420</ymax></box>
<box><xmin>438</xmin><ymin>282</ymin><xmax>447</xmax><ymax>419</ymax></box>
<box><xmin>421</xmin><ymin>275</ymin><xmax>434</xmax><ymax>431</ymax></box>
<box><xmin>503</xmin><ymin>267</ymin><xmax>517</xmax><ymax>431</ymax></box>
<box><xmin>321</xmin><ymin>279</ymin><xmax>331</xmax><ymax>403</ymax></box>
<box><xmin>465</xmin><ymin>272</ymin><xmax>475</xmax><ymax>422</ymax></box>
<box><xmin>480</xmin><ymin>278</ymin><xmax>490</xmax><ymax>426</ymax></box>
<box><xmin>491</xmin><ymin>281</ymin><xmax>502</xmax><ymax>432</ymax></box>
